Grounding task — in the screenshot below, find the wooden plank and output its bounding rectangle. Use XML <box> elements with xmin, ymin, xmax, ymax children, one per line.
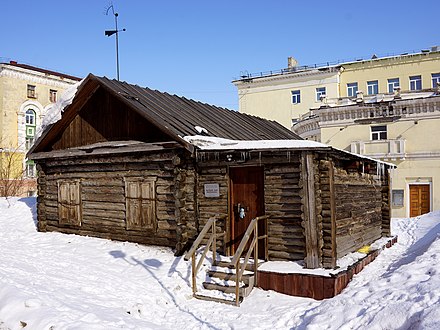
<box><xmin>302</xmin><ymin>152</ymin><xmax>320</xmax><ymax>268</ymax></box>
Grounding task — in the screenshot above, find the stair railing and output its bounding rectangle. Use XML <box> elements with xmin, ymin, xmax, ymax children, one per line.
<box><xmin>184</xmin><ymin>214</ymin><xmax>227</xmax><ymax>296</ymax></box>
<box><xmin>229</xmin><ymin>215</ymin><xmax>269</xmax><ymax>306</ymax></box>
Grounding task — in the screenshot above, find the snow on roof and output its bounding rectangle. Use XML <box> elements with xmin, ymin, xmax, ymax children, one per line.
<box><xmin>183</xmin><ymin>135</ymin><xmax>328</xmax><ymax>150</ymax></box>
<box><xmin>36</xmin><ymin>79</ymin><xmax>83</xmax><ymax>139</ymax></box>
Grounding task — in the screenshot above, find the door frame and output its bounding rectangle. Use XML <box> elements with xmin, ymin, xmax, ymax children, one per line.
<box><xmin>227</xmin><ymin>165</ymin><xmax>265</xmax><ymax>256</ymax></box>
<box><xmin>407</xmin><ymin>181</ymin><xmax>432</xmax><ymax>217</ymax></box>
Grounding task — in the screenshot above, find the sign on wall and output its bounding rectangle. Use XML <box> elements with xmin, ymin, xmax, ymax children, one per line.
<box><xmin>204</xmin><ymin>183</ymin><xmax>220</xmax><ymax>198</ymax></box>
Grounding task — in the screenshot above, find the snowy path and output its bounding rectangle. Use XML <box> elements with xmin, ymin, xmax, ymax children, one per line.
<box><xmin>0</xmin><ymin>198</ymin><xmax>439</xmax><ymax>329</ymax></box>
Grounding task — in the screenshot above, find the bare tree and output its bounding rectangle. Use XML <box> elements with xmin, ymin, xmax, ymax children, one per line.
<box><xmin>0</xmin><ymin>143</ymin><xmax>26</xmax><ymax>206</ymax></box>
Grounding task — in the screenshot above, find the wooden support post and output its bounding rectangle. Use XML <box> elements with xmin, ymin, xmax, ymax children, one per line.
<box><xmin>191</xmin><ymin>254</ymin><xmax>196</xmax><ymax>295</ymax></box>
<box><xmin>302</xmin><ymin>152</ymin><xmax>321</xmax><ymax>269</ymax></box>
<box><xmin>212</xmin><ymin>220</ymin><xmax>217</xmax><ymax>265</ymax></box>
<box><xmin>328</xmin><ymin>161</ymin><xmax>337</xmax><ymax>268</ymax></box>
<box><xmin>254</xmin><ymin>224</ymin><xmax>258</xmax><ymax>285</ymax></box>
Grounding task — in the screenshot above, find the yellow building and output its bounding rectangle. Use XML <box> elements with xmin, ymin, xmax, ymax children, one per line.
<box><xmin>233</xmin><ymin>47</ymin><xmax>440</xmax><ymax>129</ymax></box>
<box><xmin>234</xmin><ymin>47</ymin><xmax>440</xmax><ymax>218</ymax></box>
<box><xmin>0</xmin><ymin>61</ymin><xmax>80</xmax><ymax>196</ymax></box>
<box><xmin>293</xmin><ymin>91</ymin><xmax>440</xmax><ymax>218</ymax></box>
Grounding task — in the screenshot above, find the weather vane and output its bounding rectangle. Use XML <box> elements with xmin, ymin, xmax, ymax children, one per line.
<box><xmin>105</xmin><ymin>4</ymin><xmax>126</xmax><ymax>81</ymax></box>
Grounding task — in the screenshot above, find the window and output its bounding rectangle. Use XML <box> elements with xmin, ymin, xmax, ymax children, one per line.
<box><xmin>316</xmin><ymin>87</ymin><xmax>326</xmax><ymax>101</ymax></box>
<box><xmin>49</xmin><ymin>89</ymin><xmax>57</xmax><ymax>103</ymax></box>
<box><xmin>291</xmin><ymin>90</ymin><xmax>301</xmax><ymax>104</ymax></box>
<box><xmin>392</xmin><ymin>190</ymin><xmax>404</xmax><ymax>207</ymax></box>
<box><xmin>25</xmin><ymin>109</ymin><xmax>36</xmax><ymax>150</ymax></box>
<box><xmin>388</xmin><ymin>78</ymin><xmax>400</xmax><ymax>93</ymax></box>
<box><xmin>347</xmin><ymin>82</ymin><xmax>358</xmax><ymax>97</ymax></box>
<box><xmin>58</xmin><ymin>180</ymin><xmax>82</xmax><ymax>226</ymax></box>
<box><xmin>25</xmin><ymin>109</ymin><xmax>36</xmax><ymax>125</ymax></box>
<box><xmin>27</xmin><ymin>85</ymin><xmax>36</xmax><ymax>98</ymax></box>
<box><xmin>25</xmin><ymin>137</ymin><xmax>35</xmax><ymax>150</ymax></box>
<box><xmin>409</xmin><ymin>75</ymin><xmax>422</xmax><ymax>91</ymax></box>
<box><xmin>371</xmin><ymin>125</ymin><xmax>387</xmax><ymax>140</ymax></box>
<box><xmin>125</xmin><ymin>177</ymin><xmax>157</xmax><ymax>230</ymax></box>
<box><xmin>432</xmin><ymin>73</ymin><xmax>440</xmax><ymax>88</ymax></box>
<box><xmin>25</xmin><ymin>160</ymin><xmax>36</xmax><ymax>178</ymax></box>
<box><xmin>367</xmin><ymin>80</ymin><xmax>379</xmax><ymax>95</ymax></box>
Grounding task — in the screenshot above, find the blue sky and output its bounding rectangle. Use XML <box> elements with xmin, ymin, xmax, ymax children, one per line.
<box><xmin>1</xmin><ymin>0</ymin><xmax>439</xmax><ymax>109</ymax></box>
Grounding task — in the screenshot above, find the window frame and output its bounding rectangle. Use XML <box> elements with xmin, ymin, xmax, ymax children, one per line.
<box><xmin>49</xmin><ymin>89</ymin><xmax>57</xmax><ymax>103</ymax></box>
<box><xmin>57</xmin><ymin>179</ymin><xmax>82</xmax><ymax>226</ymax></box>
<box><xmin>347</xmin><ymin>82</ymin><xmax>358</xmax><ymax>97</ymax></box>
<box><xmin>431</xmin><ymin>73</ymin><xmax>440</xmax><ymax>88</ymax></box>
<box><xmin>371</xmin><ymin>125</ymin><xmax>387</xmax><ymax>141</ymax></box>
<box><xmin>316</xmin><ymin>87</ymin><xmax>326</xmax><ymax>101</ymax></box>
<box><xmin>27</xmin><ymin>84</ymin><xmax>36</xmax><ymax>98</ymax></box>
<box><xmin>291</xmin><ymin>90</ymin><xmax>301</xmax><ymax>104</ymax></box>
<box><xmin>409</xmin><ymin>75</ymin><xmax>422</xmax><ymax>91</ymax></box>
<box><xmin>124</xmin><ymin>177</ymin><xmax>157</xmax><ymax>230</ymax></box>
<box><xmin>367</xmin><ymin>80</ymin><xmax>379</xmax><ymax>95</ymax></box>
<box><xmin>388</xmin><ymin>78</ymin><xmax>400</xmax><ymax>93</ymax></box>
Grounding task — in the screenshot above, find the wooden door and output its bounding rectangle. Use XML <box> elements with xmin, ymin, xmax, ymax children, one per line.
<box><xmin>409</xmin><ymin>184</ymin><xmax>430</xmax><ymax>217</ymax></box>
<box><xmin>229</xmin><ymin>166</ymin><xmax>265</xmax><ymax>256</ymax></box>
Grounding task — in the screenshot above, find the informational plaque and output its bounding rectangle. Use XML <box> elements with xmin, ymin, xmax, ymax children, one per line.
<box><xmin>204</xmin><ymin>183</ymin><xmax>220</xmax><ymax>197</ymax></box>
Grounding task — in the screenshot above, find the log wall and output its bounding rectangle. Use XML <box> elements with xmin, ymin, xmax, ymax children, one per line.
<box><xmin>36</xmin><ymin>151</ymin><xmax>196</xmax><ymax>249</ymax></box>
<box><xmin>333</xmin><ymin>165</ymin><xmax>383</xmax><ymax>258</ymax></box>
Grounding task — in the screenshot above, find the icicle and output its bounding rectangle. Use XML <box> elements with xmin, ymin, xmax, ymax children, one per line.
<box><xmin>287</xmin><ymin>151</ymin><xmax>291</xmax><ymax>162</ymax></box>
<box><xmin>259</xmin><ymin>151</ymin><xmax>262</xmax><ymax>166</ymax></box>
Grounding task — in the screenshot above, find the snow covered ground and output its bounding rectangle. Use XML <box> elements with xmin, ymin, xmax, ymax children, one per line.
<box><xmin>0</xmin><ymin>197</ymin><xmax>439</xmax><ymax>330</ymax></box>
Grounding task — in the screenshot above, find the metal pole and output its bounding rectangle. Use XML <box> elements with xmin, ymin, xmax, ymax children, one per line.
<box><xmin>115</xmin><ymin>13</ymin><xmax>120</xmax><ymax>81</ymax></box>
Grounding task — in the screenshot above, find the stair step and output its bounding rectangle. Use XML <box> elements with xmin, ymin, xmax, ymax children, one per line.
<box><xmin>215</xmin><ymin>260</ymin><xmax>262</xmax><ymax>271</ymax></box>
<box><xmin>194</xmin><ymin>293</ymin><xmax>243</xmax><ymax>306</ymax></box>
<box><xmin>202</xmin><ymin>282</ymin><xmax>253</xmax><ymax>297</ymax></box>
<box><xmin>207</xmin><ymin>270</ymin><xmax>254</xmax><ymax>286</ymax></box>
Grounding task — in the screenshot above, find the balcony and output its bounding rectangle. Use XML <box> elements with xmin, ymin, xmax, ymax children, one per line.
<box><xmin>350</xmin><ymin>139</ymin><xmax>405</xmax><ymax>160</ymax></box>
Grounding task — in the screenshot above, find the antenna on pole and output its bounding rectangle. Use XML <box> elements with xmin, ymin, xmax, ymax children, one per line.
<box><xmin>105</xmin><ymin>3</ymin><xmax>126</xmax><ymax>81</ymax></box>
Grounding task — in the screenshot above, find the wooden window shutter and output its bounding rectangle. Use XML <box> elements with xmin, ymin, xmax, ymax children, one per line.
<box><xmin>125</xmin><ymin>177</ymin><xmax>156</xmax><ymax>230</ymax></box>
<box><xmin>57</xmin><ymin>180</ymin><xmax>82</xmax><ymax>226</ymax></box>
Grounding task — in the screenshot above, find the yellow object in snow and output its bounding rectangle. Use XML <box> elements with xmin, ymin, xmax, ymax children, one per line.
<box><xmin>357</xmin><ymin>245</ymin><xmax>371</xmax><ymax>254</ymax></box>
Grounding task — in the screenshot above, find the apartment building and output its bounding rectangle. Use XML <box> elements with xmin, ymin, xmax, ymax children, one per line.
<box><xmin>233</xmin><ymin>47</ymin><xmax>440</xmax><ymax>218</ymax></box>
<box><xmin>0</xmin><ymin>60</ymin><xmax>80</xmax><ymax>196</ymax></box>
<box><xmin>233</xmin><ymin>47</ymin><xmax>440</xmax><ymax>129</ymax></box>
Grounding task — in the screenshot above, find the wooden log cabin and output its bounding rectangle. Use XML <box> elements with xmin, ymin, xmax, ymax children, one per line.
<box><xmin>28</xmin><ymin>74</ymin><xmax>393</xmax><ymax>270</ymax></box>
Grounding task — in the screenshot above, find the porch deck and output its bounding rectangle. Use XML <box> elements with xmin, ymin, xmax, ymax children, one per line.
<box><xmin>257</xmin><ymin>236</ymin><xmax>398</xmax><ymax>300</ymax></box>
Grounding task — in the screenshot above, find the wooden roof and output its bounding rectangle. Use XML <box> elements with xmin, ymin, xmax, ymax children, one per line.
<box><xmin>29</xmin><ymin>74</ymin><xmax>300</xmax><ymax>155</ymax></box>
<box><xmin>93</xmin><ymin>75</ymin><xmax>300</xmax><ymax>140</ymax></box>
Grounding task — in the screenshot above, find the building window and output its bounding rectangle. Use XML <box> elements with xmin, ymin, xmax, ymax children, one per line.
<box><xmin>347</xmin><ymin>83</ymin><xmax>358</xmax><ymax>97</ymax></box>
<box><xmin>27</xmin><ymin>85</ymin><xmax>36</xmax><ymax>98</ymax></box>
<box><xmin>371</xmin><ymin>125</ymin><xmax>387</xmax><ymax>140</ymax></box>
<box><xmin>316</xmin><ymin>87</ymin><xmax>326</xmax><ymax>101</ymax></box>
<box><xmin>25</xmin><ymin>109</ymin><xmax>36</xmax><ymax>150</ymax></box>
<box><xmin>392</xmin><ymin>190</ymin><xmax>404</xmax><ymax>207</ymax></box>
<box><xmin>291</xmin><ymin>90</ymin><xmax>301</xmax><ymax>104</ymax></box>
<box><xmin>25</xmin><ymin>160</ymin><xmax>36</xmax><ymax>178</ymax></box>
<box><xmin>388</xmin><ymin>78</ymin><xmax>400</xmax><ymax>93</ymax></box>
<box><xmin>57</xmin><ymin>180</ymin><xmax>82</xmax><ymax>226</ymax></box>
<box><xmin>409</xmin><ymin>75</ymin><xmax>422</xmax><ymax>91</ymax></box>
<box><xmin>49</xmin><ymin>89</ymin><xmax>57</xmax><ymax>103</ymax></box>
<box><xmin>367</xmin><ymin>80</ymin><xmax>378</xmax><ymax>95</ymax></box>
<box><xmin>431</xmin><ymin>73</ymin><xmax>440</xmax><ymax>88</ymax></box>
<box><xmin>125</xmin><ymin>177</ymin><xmax>157</xmax><ymax>230</ymax></box>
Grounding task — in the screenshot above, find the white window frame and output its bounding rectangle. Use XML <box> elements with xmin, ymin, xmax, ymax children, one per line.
<box><xmin>347</xmin><ymin>83</ymin><xmax>358</xmax><ymax>97</ymax></box>
<box><xmin>316</xmin><ymin>87</ymin><xmax>326</xmax><ymax>101</ymax></box>
<box><xmin>388</xmin><ymin>78</ymin><xmax>400</xmax><ymax>93</ymax></box>
<box><xmin>431</xmin><ymin>73</ymin><xmax>440</xmax><ymax>88</ymax></box>
<box><xmin>371</xmin><ymin>125</ymin><xmax>387</xmax><ymax>141</ymax></box>
<box><xmin>291</xmin><ymin>90</ymin><xmax>301</xmax><ymax>104</ymax></box>
<box><xmin>409</xmin><ymin>75</ymin><xmax>422</xmax><ymax>91</ymax></box>
<box><xmin>367</xmin><ymin>80</ymin><xmax>379</xmax><ymax>95</ymax></box>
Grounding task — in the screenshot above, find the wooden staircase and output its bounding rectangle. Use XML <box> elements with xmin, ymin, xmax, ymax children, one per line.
<box><xmin>194</xmin><ymin>259</ymin><xmax>260</xmax><ymax>305</ymax></box>
<box><xmin>184</xmin><ymin>214</ymin><xmax>269</xmax><ymax>306</ymax></box>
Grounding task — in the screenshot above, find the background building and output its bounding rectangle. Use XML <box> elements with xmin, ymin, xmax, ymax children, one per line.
<box><xmin>234</xmin><ymin>47</ymin><xmax>440</xmax><ymax>218</ymax></box>
<box><xmin>233</xmin><ymin>47</ymin><xmax>440</xmax><ymax>129</ymax></box>
<box><xmin>0</xmin><ymin>61</ymin><xmax>80</xmax><ymax>196</ymax></box>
